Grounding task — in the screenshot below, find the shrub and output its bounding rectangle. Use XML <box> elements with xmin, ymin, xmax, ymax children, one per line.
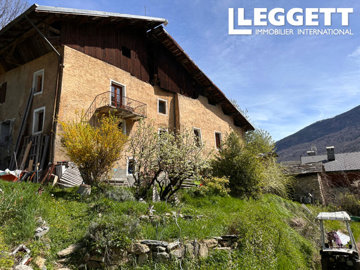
<box><xmin>105</xmin><ymin>187</ymin><xmax>135</xmax><ymax>202</ymax></box>
<box><xmin>60</xmin><ymin>114</ymin><xmax>127</xmax><ymax>186</ymax></box>
<box><xmin>85</xmin><ymin>215</ymin><xmax>140</xmax><ymax>264</ymax></box>
<box><xmin>211</xmin><ymin>130</ymin><xmax>292</xmax><ymax>198</ymax></box>
<box><xmin>211</xmin><ymin>132</ymin><xmax>262</xmax><ymax>198</ymax></box>
<box><xmin>338</xmin><ymin>193</ymin><xmax>360</xmax><ymax>215</ymax></box>
<box><xmin>189</xmin><ymin>177</ymin><xmax>230</xmax><ymax>197</ymax></box>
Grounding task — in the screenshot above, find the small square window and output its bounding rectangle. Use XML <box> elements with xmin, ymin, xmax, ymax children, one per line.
<box><xmin>33</xmin><ymin>69</ymin><xmax>44</xmax><ymax>94</ymax></box>
<box><xmin>215</xmin><ymin>132</ymin><xmax>222</xmax><ymax>149</ymax></box>
<box><xmin>158</xmin><ymin>99</ymin><xmax>167</xmax><ymax>115</ymax></box>
<box><xmin>193</xmin><ymin>128</ymin><xmax>202</xmax><ymax>147</ymax></box>
<box><xmin>122</xmin><ymin>46</ymin><xmax>131</xmax><ymax>58</ymax></box>
<box><xmin>127</xmin><ymin>158</ymin><xmax>135</xmax><ymax>175</ymax></box>
<box><xmin>33</xmin><ymin>107</ymin><xmax>45</xmax><ymax>135</ymax></box>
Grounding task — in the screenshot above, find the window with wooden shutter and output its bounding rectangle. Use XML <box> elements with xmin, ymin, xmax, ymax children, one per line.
<box><xmin>0</xmin><ymin>82</ymin><xmax>7</xmax><ymax>104</ymax></box>
<box><xmin>215</xmin><ymin>132</ymin><xmax>222</xmax><ymax>149</ymax></box>
<box><xmin>32</xmin><ymin>69</ymin><xmax>44</xmax><ymax>94</ymax></box>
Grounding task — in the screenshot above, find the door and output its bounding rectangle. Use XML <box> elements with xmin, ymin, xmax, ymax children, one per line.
<box><xmin>111</xmin><ymin>83</ymin><xmax>123</xmax><ymax>108</ymax></box>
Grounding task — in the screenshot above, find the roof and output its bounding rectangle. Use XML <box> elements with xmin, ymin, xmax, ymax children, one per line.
<box><xmin>0</xmin><ymin>4</ymin><xmax>167</xmax><ymax>52</ymax></box>
<box><xmin>316</xmin><ymin>211</ymin><xmax>351</xmax><ymax>221</ymax></box>
<box><xmin>149</xmin><ymin>27</ymin><xmax>254</xmax><ymax>131</ymax></box>
<box><xmin>283</xmin><ymin>162</ymin><xmax>323</xmax><ymax>175</ymax></box>
<box><xmin>301</xmin><ymin>152</ymin><xmax>360</xmax><ymax>172</ymax></box>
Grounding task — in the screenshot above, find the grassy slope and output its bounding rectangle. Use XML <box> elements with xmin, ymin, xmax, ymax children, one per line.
<box><xmin>0</xmin><ymin>182</ymin><xmax>358</xmax><ymax>269</ymax></box>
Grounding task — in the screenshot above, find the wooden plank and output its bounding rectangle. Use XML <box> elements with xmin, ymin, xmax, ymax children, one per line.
<box><xmin>27</xmin><ymin>159</ymin><xmax>34</xmax><ymax>171</ymax></box>
<box><xmin>40</xmin><ymin>135</ymin><xmax>50</xmax><ymax>170</ymax></box>
<box><xmin>19</xmin><ymin>141</ymin><xmax>32</xmax><ymax>170</ymax></box>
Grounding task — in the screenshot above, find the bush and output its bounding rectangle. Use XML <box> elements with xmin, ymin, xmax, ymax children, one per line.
<box><xmin>85</xmin><ymin>215</ymin><xmax>140</xmax><ymax>264</ymax></box>
<box><xmin>60</xmin><ymin>114</ymin><xmax>127</xmax><ymax>186</ymax></box>
<box><xmin>338</xmin><ymin>193</ymin><xmax>360</xmax><ymax>215</ymax></box>
<box><xmin>189</xmin><ymin>177</ymin><xmax>230</xmax><ymax>197</ymax></box>
<box><xmin>105</xmin><ymin>187</ymin><xmax>135</xmax><ymax>202</ymax></box>
<box><xmin>211</xmin><ymin>132</ymin><xmax>262</xmax><ymax>198</ymax></box>
<box><xmin>211</xmin><ymin>130</ymin><xmax>292</xmax><ymax>198</ymax></box>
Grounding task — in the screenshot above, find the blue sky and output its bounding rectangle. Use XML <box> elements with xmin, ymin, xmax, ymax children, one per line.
<box><xmin>36</xmin><ymin>0</ymin><xmax>360</xmax><ymax>140</ymax></box>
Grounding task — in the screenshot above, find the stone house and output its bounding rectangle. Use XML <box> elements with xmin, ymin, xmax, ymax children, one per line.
<box><xmin>0</xmin><ymin>5</ymin><xmax>253</xmax><ymax>183</ymax></box>
<box><xmin>284</xmin><ymin>146</ymin><xmax>360</xmax><ymax>205</ymax></box>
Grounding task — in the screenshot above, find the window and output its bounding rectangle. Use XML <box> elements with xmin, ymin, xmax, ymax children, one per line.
<box><xmin>215</xmin><ymin>132</ymin><xmax>222</xmax><ymax>149</ymax></box>
<box><xmin>32</xmin><ymin>107</ymin><xmax>45</xmax><ymax>135</ymax></box>
<box><xmin>193</xmin><ymin>128</ymin><xmax>202</xmax><ymax>147</ymax></box>
<box><xmin>122</xmin><ymin>46</ymin><xmax>131</xmax><ymax>58</ymax></box>
<box><xmin>110</xmin><ymin>82</ymin><xmax>125</xmax><ymax>108</ymax></box>
<box><xmin>0</xmin><ymin>82</ymin><xmax>6</xmax><ymax>104</ymax></box>
<box><xmin>32</xmin><ymin>69</ymin><xmax>44</xmax><ymax>94</ymax></box>
<box><xmin>118</xmin><ymin>120</ymin><xmax>126</xmax><ymax>135</ymax></box>
<box><xmin>157</xmin><ymin>98</ymin><xmax>167</xmax><ymax>115</ymax></box>
<box><xmin>127</xmin><ymin>158</ymin><xmax>135</xmax><ymax>175</ymax></box>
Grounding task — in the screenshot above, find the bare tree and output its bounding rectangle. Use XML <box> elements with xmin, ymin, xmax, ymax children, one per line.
<box><xmin>0</xmin><ymin>0</ymin><xmax>28</xmax><ymax>29</ymax></box>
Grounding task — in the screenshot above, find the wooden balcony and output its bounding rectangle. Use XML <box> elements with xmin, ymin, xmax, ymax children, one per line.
<box><xmin>84</xmin><ymin>91</ymin><xmax>147</xmax><ymax>122</ymax></box>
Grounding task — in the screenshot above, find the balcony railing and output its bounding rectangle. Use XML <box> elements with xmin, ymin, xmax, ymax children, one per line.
<box><xmin>84</xmin><ymin>91</ymin><xmax>147</xmax><ymax>122</ymax></box>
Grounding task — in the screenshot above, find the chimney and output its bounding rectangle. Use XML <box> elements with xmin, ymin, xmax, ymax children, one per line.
<box><xmin>306</xmin><ymin>150</ymin><xmax>316</xmax><ymax>156</ymax></box>
<box><xmin>326</xmin><ymin>146</ymin><xmax>335</xmax><ymax>161</ymax></box>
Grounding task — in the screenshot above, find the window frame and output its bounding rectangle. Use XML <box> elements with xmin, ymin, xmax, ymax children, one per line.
<box><xmin>126</xmin><ymin>157</ymin><xmax>135</xmax><ymax>176</ymax></box>
<box><xmin>109</xmin><ymin>80</ymin><xmax>127</xmax><ymax>106</ymax></box>
<box><xmin>157</xmin><ymin>98</ymin><xmax>168</xmax><ymax>115</ymax></box>
<box><xmin>193</xmin><ymin>127</ymin><xmax>202</xmax><ymax>146</ymax></box>
<box><xmin>214</xmin><ymin>131</ymin><xmax>222</xmax><ymax>150</ymax></box>
<box><xmin>32</xmin><ymin>106</ymin><xmax>46</xmax><ymax>135</ymax></box>
<box><xmin>32</xmin><ymin>69</ymin><xmax>44</xmax><ymax>95</ymax></box>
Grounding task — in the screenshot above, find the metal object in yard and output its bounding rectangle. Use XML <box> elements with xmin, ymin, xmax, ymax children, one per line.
<box><xmin>317</xmin><ymin>211</ymin><xmax>360</xmax><ymax>269</ymax></box>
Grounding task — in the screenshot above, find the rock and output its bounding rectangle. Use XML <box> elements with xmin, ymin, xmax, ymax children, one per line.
<box><xmin>202</xmin><ymin>239</ymin><xmax>218</xmax><ymax>248</ymax></box>
<box><xmin>185</xmin><ymin>242</ymin><xmax>194</xmax><ymax>258</ymax></box>
<box><xmin>170</xmin><ymin>247</ymin><xmax>185</xmax><ymax>259</ymax></box>
<box><xmin>14</xmin><ymin>266</ymin><xmax>33</xmax><ymax>270</ymax></box>
<box><xmin>57</xmin><ymin>243</ymin><xmax>82</xmax><ymax>257</ymax></box>
<box><xmin>221</xmin><ymin>235</ymin><xmax>238</xmax><ymax>240</ymax></box>
<box><xmin>167</xmin><ymin>240</ymin><xmax>180</xmax><ymax>251</ymax></box>
<box><xmin>138</xmin><ymin>253</ymin><xmax>148</xmax><ymax>265</ymax></box>
<box><xmin>140</xmin><ymin>240</ymin><xmax>168</xmax><ymax>247</ymax></box>
<box><xmin>34</xmin><ymin>257</ymin><xmax>46</xmax><ymax>269</ymax></box>
<box><xmin>130</xmin><ymin>242</ymin><xmax>150</xmax><ymax>254</ymax></box>
<box><xmin>198</xmin><ymin>243</ymin><xmax>208</xmax><ymax>258</ymax></box>
<box><xmin>154</xmin><ymin>252</ymin><xmax>170</xmax><ymax>262</ymax></box>
<box><xmin>214</xmin><ymin>247</ymin><xmax>232</xmax><ymax>251</ymax></box>
<box><xmin>154</xmin><ymin>246</ymin><xmax>166</xmax><ymax>252</ymax></box>
<box><xmin>35</xmin><ymin>226</ymin><xmax>50</xmax><ymax>239</ymax></box>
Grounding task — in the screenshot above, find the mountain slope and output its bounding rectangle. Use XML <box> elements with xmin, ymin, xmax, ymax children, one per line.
<box><xmin>276</xmin><ymin>105</ymin><xmax>360</xmax><ymax>161</ymax></box>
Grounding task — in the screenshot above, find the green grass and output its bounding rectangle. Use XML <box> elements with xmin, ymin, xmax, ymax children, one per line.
<box><xmin>1</xmin><ymin>181</ymin><xmax>359</xmax><ymax>269</ymax></box>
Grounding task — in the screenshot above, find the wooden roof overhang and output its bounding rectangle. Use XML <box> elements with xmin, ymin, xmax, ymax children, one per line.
<box><xmin>0</xmin><ymin>4</ymin><xmax>167</xmax><ymax>71</ymax></box>
<box><xmin>149</xmin><ymin>26</ymin><xmax>254</xmax><ymax>131</ymax></box>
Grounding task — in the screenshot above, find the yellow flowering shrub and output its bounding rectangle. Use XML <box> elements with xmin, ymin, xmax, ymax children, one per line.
<box><xmin>60</xmin><ymin>115</ymin><xmax>127</xmax><ymax>186</ymax></box>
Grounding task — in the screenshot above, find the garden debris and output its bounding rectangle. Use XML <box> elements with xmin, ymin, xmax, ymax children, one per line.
<box><xmin>14</xmin><ymin>265</ymin><xmax>33</xmax><ymax>270</ymax></box>
<box><xmin>56</xmin><ymin>162</ymin><xmax>83</xmax><ymax>187</ymax></box>
<box><xmin>11</xmin><ymin>244</ymin><xmax>31</xmax><ymax>267</ymax></box>
<box><xmin>34</xmin><ymin>256</ymin><xmax>46</xmax><ymax>270</ymax></box>
<box><xmin>0</xmin><ymin>169</ymin><xmax>22</xmax><ymax>182</ymax></box>
<box><xmin>35</xmin><ymin>226</ymin><xmax>49</xmax><ymax>239</ymax></box>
